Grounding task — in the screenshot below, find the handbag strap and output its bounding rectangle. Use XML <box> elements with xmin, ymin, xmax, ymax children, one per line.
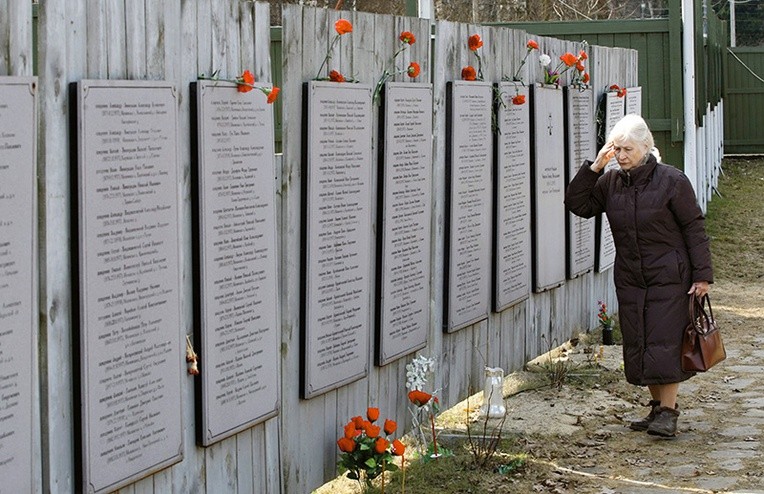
<box><xmin>688</xmin><ymin>293</ymin><xmax>714</xmax><ymax>329</ymax></box>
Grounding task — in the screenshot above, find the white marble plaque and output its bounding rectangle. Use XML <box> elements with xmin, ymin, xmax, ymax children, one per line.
<box><xmin>530</xmin><ymin>85</ymin><xmax>566</xmax><ymax>292</ymax></box>
<box><xmin>377</xmin><ymin>83</ymin><xmax>433</xmax><ymax>365</ymax></box>
<box><xmin>625</xmin><ymin>86</ymin><xmax>642</xmax><ymax>116</ymax></box>
<box><xmin>73</xmin><ymin>80</ymin><xmax>183</xmax><ymax>493</ymax></box>
<box><xmin>564</xmin><ymin>87</ymin><xmax>596</xmax><ymax>279</ymax></box>
<box><xmin>0</xmin><ymin>76</ymin><xmax>37</xmax><ymax>494</ymax></box>
<box><xmin>193</xmin><ymin>81</ymin><xmax>279</xmax><ymax>445</ymax></box>
<box><xmin>303</xmin><ymin>81</ymin><xmax>373</xmax><ymax>398</ymax></box>
<box><xmin>494</xmin><ymin>83</ymin><xmax>531</xmax><ymax>311</ymax></box>
<box><xmin>597</xmin><ymin>92</ymin><xmax>625</xmax><ymax>272</ymax></box>
<box><xmin>445</xmin><ymin>81</ymin><xmax>492</xmax><ymax>332</ymax></box>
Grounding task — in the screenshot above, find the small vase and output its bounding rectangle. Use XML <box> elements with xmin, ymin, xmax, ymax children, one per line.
<box><xmin>602</xmin><ymin>327</ymin><xmax>614</xmax><ymax>345</ymax></box>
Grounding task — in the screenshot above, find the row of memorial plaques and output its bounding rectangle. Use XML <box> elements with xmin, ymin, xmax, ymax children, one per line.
<box><xmin>71</xmin><ymin>79</ymin><xmax>285</xmax><ymax>492</ymax></box>
<box><xmin>301</xmin><ymin>81</ymin><xmax>437</xmax><ymax>397</ymax></box>
<box><xmin>302</xmin><ymin>80</ymin><xmax>600</xmax><ymax>393</ymax></box>
<box><xmin>596</xmin><ymin>87</ymin><xmax>642</xmax><ymax>273</ymax></box>
<box><xmin>0</xmin><ymin>76</ymin><xmax>38</xmax><ymax>494</ymax></box>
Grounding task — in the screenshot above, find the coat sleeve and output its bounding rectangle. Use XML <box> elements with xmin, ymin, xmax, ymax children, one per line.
<box><xmin>669</xmin><ymin>173</ymin><xmax>714</xmax><ymax>283</ymax></box>
<box><xmin>564</xmin><ymin>160</ymin><xmax>607</xmax><ymax>219</ymax></box>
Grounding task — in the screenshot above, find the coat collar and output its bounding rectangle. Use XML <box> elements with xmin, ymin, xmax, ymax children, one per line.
<box><xmin>618</xmin><ymin>154</ymin><xmax>658</xmax><ymax>187</ymax></box>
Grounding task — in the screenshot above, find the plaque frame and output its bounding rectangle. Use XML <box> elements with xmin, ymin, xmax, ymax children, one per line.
<box><xmin>595</xmin><ymin>91</ymin><xmax>625</xmax><ymax>272</ymax></box>
<box><xmin>190</xmin><ymin>80</ymin><xmax>280</xmax><ymax>446</ymax></box>
<box><xmin>70</xmin><ymin>80</ymin><xmax>184</xmax><ymax>494</ymax></box>
<box><xmin>301</xmin><ymin>81</ymin><xmax>374</xmax><ymax>398</ymax></box>
<box><xmin>492</xmin><ymin>82</ymin><xmax>532</xmax><ymax>311</ymax></box>
<box><xmin>375</xmin><ymin>82</ymin><xmax>433</xmax><ymax>365</ymax></box>
<box><xmin>625</xmin><ymin>86</ymin><xmax>642</xmax><ymax>116</ymax></box>
<box><xmin>444</xmin><ymin>80</ymin><xmax>493</xmax><ymax>332</ymax></box>
<box><xmin>529</xmin><ymin>84</ymin><xmax>566</xmax><ymax>293</ymax></box>
<box><xmin>563</xmin><ymin>86</ymin><xmax>596</xmax><ymax>279</ymax></box>
<box><xmin>0</xmin><ymin>76</ymin><xmax>38</xmax><ymax>494</ymax></box>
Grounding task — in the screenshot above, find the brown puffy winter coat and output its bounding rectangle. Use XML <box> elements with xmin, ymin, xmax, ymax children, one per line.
<box><xmin>565</xmin><ymin>155</ymin><xmax>713</xmax><ymax>385</ymax></box>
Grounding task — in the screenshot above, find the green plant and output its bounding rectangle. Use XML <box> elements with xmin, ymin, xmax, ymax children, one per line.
<box><xmin>337</xmin><ymin>407</ymin><xmax>405</xmax><ymax>491</ymax></box>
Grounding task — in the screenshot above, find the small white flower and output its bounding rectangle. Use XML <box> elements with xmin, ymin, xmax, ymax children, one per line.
<box><xmin>539</xmin><ymin>54</ymin><xmax>552</xmax><ymax>67</ymax></box>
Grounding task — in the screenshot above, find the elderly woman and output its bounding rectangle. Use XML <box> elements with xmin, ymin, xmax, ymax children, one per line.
<box><xmin>565</xmin><ymin>114</ymin><xmax>713</xmax><ymax>437</ymax></box>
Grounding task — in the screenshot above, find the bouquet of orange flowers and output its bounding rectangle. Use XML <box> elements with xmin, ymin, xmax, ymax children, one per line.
<box><xmin>337</xmin><ymin>407</ymin><xmax>405</xmax><ymax>490</ymax></box>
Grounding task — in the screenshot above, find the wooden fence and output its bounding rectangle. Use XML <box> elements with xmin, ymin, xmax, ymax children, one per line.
<box><xmin>724</xmin><ymin>47</ymin><xmax>764</xmax><ymax>154</ymax></box>
<box><xmin>2</xmin><ymin>2</ymin><xmax>638</xmax><ymax>492</ymax></box>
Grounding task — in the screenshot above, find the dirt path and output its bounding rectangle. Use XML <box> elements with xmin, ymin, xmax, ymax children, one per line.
<box><xmin>426</xmin><ymin>279</ymin><xmax>764</xmax><ymax>494</ymax></box>
<box><xmin>509</xmin><ymin>280</ymin><xmax>764</xmax><ymax>493</ymax></box>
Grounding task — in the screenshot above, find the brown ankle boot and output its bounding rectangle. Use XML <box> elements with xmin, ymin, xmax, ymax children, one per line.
<box><xmin>647</xmin><ymin>406</ymin><xmax>680</xmax><ymax>437</ymax></box>
<box><xmin>629</xmin><ymin>400</ymin><xmax>660</xmax><ymax>431</ymax></box>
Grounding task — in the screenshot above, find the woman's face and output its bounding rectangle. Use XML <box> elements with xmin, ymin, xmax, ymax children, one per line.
<box><xmin>612</xmin><ymin>138</ymin><xmax>646</xmax><ymax>171</ymax></box>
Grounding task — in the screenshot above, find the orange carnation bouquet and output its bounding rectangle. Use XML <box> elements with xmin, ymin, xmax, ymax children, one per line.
<box><xmin>337</xmin><ymin>407</ymin><xmax>405</xmax><ymax>491</ymax></box>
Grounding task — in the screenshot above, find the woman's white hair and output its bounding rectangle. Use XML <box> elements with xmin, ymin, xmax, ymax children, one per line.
<box><xmin>608</xmin><ymin>113</ymin><xmax>655</xmax><ymax>154</ymax></box>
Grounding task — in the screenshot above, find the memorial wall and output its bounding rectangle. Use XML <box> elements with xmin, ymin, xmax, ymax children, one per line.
<box><xmin>0</xmin><ymin>76</ymin><xmax>37</xmax><ymax>494</ymax></box>
<box><xmin>192</xmin><ymin>81</ymin><xmax>280</xmax><ymax>445</ymax></box>
<box><xmin>71</xmin><ymin>80</ymin><xmax>184</xmax><ymax>493</ymax></box>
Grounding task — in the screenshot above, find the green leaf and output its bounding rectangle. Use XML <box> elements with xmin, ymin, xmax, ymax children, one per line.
<box><xmin>365</xmin><ymin>458</ymin><xmax>377</xmax><ymax>469</ymax></box>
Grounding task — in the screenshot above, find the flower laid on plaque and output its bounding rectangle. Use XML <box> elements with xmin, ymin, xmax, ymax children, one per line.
<box><xmin>191</xmin><ymin>78</ymin><xmax>280</xmax><ymax>446</ymax></box>
<box><xmin>444</xmin><ymin>80</ymin><xmax>493</xmax><ymax>332</ymax></box>
<box><xmin>530</xmin><ymin>84</ymin><xmax>566</xmax><ymax>292</ymax></box>
<box><xmin>302</xmin><ymin>81</ymin><xmax>374</xmax><ymax>398</ymax></box>
<box><xmin>70</xmin><ymin>80</ymin><xmax>183</xmax><ymax>494</ymax></box>
<box><xmin>0</xmin><ymin>76</ymin><xmax>38</xmax><ymax>494</ymax></box>
<box><xmin>376</xmin><ymin>81</ymin><xmax>433</xmax><ymax>365</ymax></box>
<box><xmin>500</xmin><ymin>39</ymin><xmax>540</xmax><ymax>108</ymax></box>
<box><xmin>538</xmin><ymin>44</ymin><xmax>589</xmax><ymax>87</ymax></box>
<box><xmin>595</xmin><ymin>88</ymin><xmax>626</xmax><ymax>272</ymax></box>
<box><xmin>314</xmin><ymin>18</ymin><xmax>356</xmax><ymax>83</ymax></box>
<box><xmin>564</xmin><ymin>86</ymin><xmax>596</xmax><ymax>279</ymax></box>
<box><xmin>372</xmin><ymin>30</ymin><xmax>420</xmax><ymax>104</ymax></box>
<box><xmin>493</xmin><ymin>82</ymin><xmax>532</xmax><ymax>311</ymax></box>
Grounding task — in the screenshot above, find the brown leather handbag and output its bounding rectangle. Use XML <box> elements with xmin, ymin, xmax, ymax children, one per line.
<box><xmin>681</xmin><ymin>294</ymin><xmax>726</xmax><ymax>372</ymax></box>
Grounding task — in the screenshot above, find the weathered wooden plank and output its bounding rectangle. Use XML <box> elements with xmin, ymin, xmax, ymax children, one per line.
<box><xmin>36</xmin><ymin>0</ymin><xmax>86</xmax><ymax>491</ymax></box>
<box><xmin>7</xmin><ymin>0</ymin><xmax>32</xmax><ymax>75</ymax></box>
<box><xmin>204</xmin><ymin>442</ymin><xmax>236</xmax><ymax>493</ymax></box>
<box><xmin>125</xmin><ymin>0</ymin><xmax>147</xmax><ymax>78</ymax></box>
<box><xmin>145</xmin><ymin>0</ymin><xmax>166</xmax><ymax>79</ymax></box>
<box><xmin>239</xmin><ymin>1</ymin><xmax>256</xmax><ymax>78</ymax></box>
<box><xmin>236</xmin><ymin>429</ymin><xmax>255</xmax><ymax>493</ymax></box>
<box><xmin>171</xmin><ymin>1</ymin><xmax>205</xmax><ymax>492</ymax></box>
<box><xmin>85</xmin><ymin>0</ymin><xmax>107</xmax><ymax>77</ymax></box>
<box><xmin>0</xmin><ymin>0</ymin><xmax>8</xmax><ymax>75</ymax></box>
<box><xmin>196</xmin><ymin>0</ymin><xmax>212</xmax><ymax>75</ymax></box>
<box><xmin>210</xmin><ymin>0</ymin><xmax>227</xmax><ymax>77</ymax></box>
<box><xmin>224</xmin><ymin>0</ymin><xmax>240</xmax><ymax>75</ymax></box>
<box><xmin>254</xmin><ymin>2</ymin><xmax>271</xmax><ymax>82</ymax></box>
<box><xmin>105</xmin><ymin>0</ymin><xmax>126</xmax><ymax>78</ymax></box>
<box><xmin>280</xmin><ymin>4</ymin><xmax>332</xmax><ymax>493</ymax></box>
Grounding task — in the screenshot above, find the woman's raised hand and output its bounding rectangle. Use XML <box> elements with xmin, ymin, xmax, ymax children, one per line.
<box><xmin>591</xmin><ymin>141</ymin><xmax>616</xmax><ymax>173</ymax></box>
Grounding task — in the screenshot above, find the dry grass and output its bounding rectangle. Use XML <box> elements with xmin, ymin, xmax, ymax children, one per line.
<box><xmin>705</xmin><ymin>157</ymin><xmax>764</xmax><ymax>282</ymax></box>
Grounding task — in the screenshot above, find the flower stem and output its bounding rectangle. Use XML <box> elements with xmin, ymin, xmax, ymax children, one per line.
<box><xmin>429</xmin><ymin>413</ymin><xmax>439</xmax><ymax>457</ymax></box>
<box><xmin>315</xmin><ymin>34</ymin><xmax>341</xmax><ymax>80</ymax></box>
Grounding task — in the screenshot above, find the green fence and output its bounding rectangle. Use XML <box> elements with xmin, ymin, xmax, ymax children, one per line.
<box><xmin>724</xmin><ymin>47</ymin><xmax>764</xmax><ymax>154</ymax></box>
